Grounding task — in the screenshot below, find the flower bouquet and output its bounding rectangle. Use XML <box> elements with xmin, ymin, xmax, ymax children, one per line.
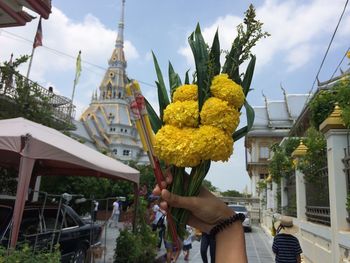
<box><xmin>129</xmin><ymin>5</ymin><xmax>269</xmax><ymax>245</ymax></box>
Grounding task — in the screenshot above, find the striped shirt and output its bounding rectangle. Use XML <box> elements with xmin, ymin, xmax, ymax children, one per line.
<box><xmin>272</xmin><ymin>233</ymin><xmax>302</xmax><ymax>263</ymax></box>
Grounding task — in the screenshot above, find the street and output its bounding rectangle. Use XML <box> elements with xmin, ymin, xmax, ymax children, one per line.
<box><xmin>157</xmin><ymin>226</ymin><xmax>275</xmax><ymax>263</ymax></box>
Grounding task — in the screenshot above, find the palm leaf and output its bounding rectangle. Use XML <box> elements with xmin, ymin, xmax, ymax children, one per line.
<box><xmin>184</xmin><ymin>69</ymin><xmax>190</xmax><ymax>84</ymax></box>
<box><xmin>209</xmin><ymin>29</ymin><xmax>221</xmax><ymax>77</ymax></box>
<box><xmin>232</xmin><ymin>100</ymin><xmax>255</xmax><ymax>141</ymax></box>
<box><xmin>152</xmin><ymin>52</ymin><xmax>170</xmax><ymax>122</ymax></box>
<box><xmin>188</xmin><ymin>24</ymin><xmax>209</xmax><ymax>111</ymax></box>
<box><xmin>145</xmin><ymin>98</ymin><xmax>162</xmax><ymax>133</ymax></box>
<box><xmin>242</xmin><ymin>55</ymin><xmax>256</xmax><ymax>96</ymax></box>
<box><xmin>168</xmin><ymin>61</ymin><xmax>182</xmax><ymax>99</ymax></box>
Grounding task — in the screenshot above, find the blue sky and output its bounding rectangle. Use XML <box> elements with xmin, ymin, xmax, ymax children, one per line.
<box><xmin>1</xmin><ymin>0</ymin><xmax>349</xmax><ymax>192</ymax></box>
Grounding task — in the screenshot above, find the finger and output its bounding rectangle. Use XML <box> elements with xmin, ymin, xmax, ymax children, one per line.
<box><xmin>160</xmin><ymin>181</ymin><xmax>167</xmax><ymax>189</ymax></box>
<box><xmin>165</xmin><ymin>169</ymin><xmax>173</xmax><ymax>184</ymax></box>
<box><xmin>159</xmin><ymin>201</ymin><xmax>168</xmax><ymax>210</ymax></box>
<box><xmin>153</xmin><ymin>185</ymin><xmax>161</xmax><ymax>196</ymax></box>
<box><xmin>161</xmin><ymin>189</ymin><xmax>193</xmax><ymax>211</ymax></box>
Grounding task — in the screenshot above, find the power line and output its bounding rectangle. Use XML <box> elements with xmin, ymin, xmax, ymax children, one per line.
<box><xmin>308</xmin><ymin>0</ymin><xmax>349</xmax><ymax>95</ymax></box>
<box><xmin>0</xmin><ymin>29</ymin><xmax>157</xmax><ymax>88</ymax></box>
<box><xmin>329</xmin><ymin>46</ymin><xmax>350</xmax><ymax>81</ymax></box>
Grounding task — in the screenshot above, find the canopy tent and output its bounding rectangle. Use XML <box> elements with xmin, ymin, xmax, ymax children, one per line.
<box><xmin>0</xmin><ymin>117</ymin><xmax>140</xmax><ymax>247</ymax></box>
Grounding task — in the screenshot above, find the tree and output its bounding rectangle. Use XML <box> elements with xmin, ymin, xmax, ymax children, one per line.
<box><xmin>202</xmin><ymin>179</ymin><xmax>218</xmax><ymax>192</ymax></box>
<box><xmin>0</xmin><ymin>55</ymin><xmax>55</xmax><ymax>127</ymax></box>
<box><xmin>220</xmin><ymin>189</ymin><xmax>243</xmax><ymax>197</ymax></box>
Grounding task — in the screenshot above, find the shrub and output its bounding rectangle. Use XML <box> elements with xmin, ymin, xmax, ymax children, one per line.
<box><xmin>114</xmin><ymin>197</ymin><xmax>157</xmax><ymax>263</ymax></box>
<box><xmin>0</xmin><ymin>244</ymin><xmax>60</xmax><ymax>263</ymax></box>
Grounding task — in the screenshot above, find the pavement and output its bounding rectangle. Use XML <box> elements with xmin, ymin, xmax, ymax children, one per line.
<box><xmin>92</xmin><ymin>224</ymin><xmax>274</xmax><ymax>263</ymax></box>
<box><xmin>156</xmin><ymin>225</ymin><xmax>275</xmax><ymax>263</ymax></box>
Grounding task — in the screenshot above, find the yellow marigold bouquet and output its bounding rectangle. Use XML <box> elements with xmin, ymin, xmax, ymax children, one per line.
<box><xmin>145</xmin><ymin>4</ymin><xmax>269</xmax><ymax>240</ymax></box>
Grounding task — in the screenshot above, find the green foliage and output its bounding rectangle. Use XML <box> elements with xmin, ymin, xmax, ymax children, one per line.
<box><xmin>268</xmin><ymin>138</ymin><xmax>299</xmax><ymax>183</ymax></box>
<box><xmin>256</xmin><ymin>180</ymin><xmax>267</xmax><ymax>195</ymax></box>
<box><xmin>0</xmin><ymin>167</ymin><xmax>18</xmax><ymax>195</ymax></box>
<box><xmin>0</xmin><ymin>244</ymin><xmax>60</xmax><ymax>263</ymax></box>
<box><xmin>220</xmin><ymin>189</ymin><xmax>243</xmax><ymax>197</ymax></box>
<box><xmin>0</xmin><ymin>56</ymin><xmax>55</xmax><ymax>128</ymax></box>
<box><xmin>222</xmin><ymin>4</ymin><xmax>270</xmax><ymax>83</ymax></box>
<box><xmin>114</xmin><ymin>198</ymin><xmax>157</xmax><ymax>263</ymax></box>
<box><xmin>347</xmin><ymin>192</ymin><xmax>350</xmax><ymax>211</ymax></box>
<box><xmin>297</xmin><ymin>127</ymin><xmax>327</xmax><ymax>183</ymax></box>
<box><xmin>309</xmin><ymin>77</ymin><xmax>350</xmax><ymax>128</ymax></box>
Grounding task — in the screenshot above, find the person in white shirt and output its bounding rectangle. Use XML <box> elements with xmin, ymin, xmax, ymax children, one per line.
<box><xmin>93</xmin><ymin>200</ymin><xmax>99</xmax><ymax>222</ymax></box>
<box><xmin>183</xmin><ymin>225</ymin><xmax>193</xmax><ymax>261</ymax></box>
<box><xmin>111</xmin><ymin>198</ymin><xmax>120</xmax><ymax>228</ymax></box>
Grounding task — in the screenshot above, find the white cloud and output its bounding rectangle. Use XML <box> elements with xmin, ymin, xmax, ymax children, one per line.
<box><xmin>0</xmin><ymin>7</ymin><xmax>139</xmax><ymax>100</ymax></box>
<box><xmin>178</xmin><ymin>0</ymin><xmax>350</xmax><ymax>72</ymax></box>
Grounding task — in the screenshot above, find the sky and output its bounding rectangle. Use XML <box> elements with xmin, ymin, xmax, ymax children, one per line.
<box><xmin>1</xmin><ymin>0</ymin><xmax>349</xmax><ymax>193</ymax></box>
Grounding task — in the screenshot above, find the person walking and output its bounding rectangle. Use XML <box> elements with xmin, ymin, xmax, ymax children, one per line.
<box><xmin>183</xmin><ymin>225</ymin><xmax>194</xmax><ymax>261</ymax></box>
<box><xmin>93</xmin><ymin>200</ymin><xmax>99</xmax><ymax>222</ymax></box>
<box><xmin>200</xmin><ymin>232</ymin><xmax>216</xmax><ymax>263</ymax></box>
<box><xmin>272</xmin><ymin>216</ymin><xmax>302</xmax><ymax>263</ymax></box>
<box><xmin>110</xmin><ymin>198</ymin><xmax>120</xmax><ymax>228</ymax></box>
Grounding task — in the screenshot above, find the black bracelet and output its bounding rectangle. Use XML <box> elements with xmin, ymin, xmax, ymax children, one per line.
<box><xmin>209</xmin><ymin>213</ymin><xmax>245</xmax><ymax>237</ymax></box>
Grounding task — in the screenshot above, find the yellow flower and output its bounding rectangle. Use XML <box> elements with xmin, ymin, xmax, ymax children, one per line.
<box><xmin>163</xmin><ymin>101</ymin><xmax>199</xmax><ymax>128</ymax></box>
<box><xmin>347</xmin><ymin>51</ymin><xmax>350</xmax><ymax>59</ymax></box>
<box><xmin>193</xmin><ymin>125</ymin><xmax>234</xmax><ymax>162</ymax></box>
<box><xmin>154</xmin><ymin>125</ymin><xmax>201</xmax><ymax>167</ymax></box>
<box><xmin>200</xmin><ymin>97</ymin><xmax>240</xmax><ymax>134</ymax></box>
<box><xmin>172</xmin><ymin>84</ymin><xmax>198</xmax><ymax>102</ymax></box>
<box><xmin>210</xmin><ymin>74</ymin><xmax>245</xmax><ymax>108</ymax></box>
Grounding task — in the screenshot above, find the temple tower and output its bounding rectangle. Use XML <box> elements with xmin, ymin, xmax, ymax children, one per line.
<box><xmin>72</xmin><ymin>0</ymin><xmax>148</xmax><ymax>164</ymax></box>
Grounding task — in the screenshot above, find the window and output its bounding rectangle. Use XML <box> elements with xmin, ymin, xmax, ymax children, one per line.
<box><xmin>113</xmin><ymin>149</ymin><xmax>118</xmax><ymax>155</ymax></box>
<box><xmin>20</xmin><ymin>209</ymin><xmax>41</xmax><ymax>235</ymax></box>
<box><xmin>124</xmin><ymin>129</ymin><xmax>127</xmax><ymax>133</ymax></box>
<box><xmin>123</xmin><ymin>150</ymin><xmax>130</xmax><ymax>156</ymax></box>
<box><xmin>259</xmin><ymin>146</ymin><xmax>269</xmax><ymax>159</ymax></box>
<box><xmin>260</xmin><ymin>173</ymin><xmax>267</xmax><ymax>180</ymax></box>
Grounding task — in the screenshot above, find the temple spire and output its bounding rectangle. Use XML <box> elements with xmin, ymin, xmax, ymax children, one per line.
<box><xmin>116</xmin><ymin>0</ymin><xmax>125</xmax><ymax>48</ymax></box>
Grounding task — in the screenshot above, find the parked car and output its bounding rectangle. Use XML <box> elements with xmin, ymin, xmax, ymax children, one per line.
<box><xmin>0</xmin><ymin>199</ymin><xmax>102</xmax><ymax>263</ymax></box>
<box><xmin>228</xmin><ymin>204</ymin><xmax>252</xmax><ymax>232</ymax></box>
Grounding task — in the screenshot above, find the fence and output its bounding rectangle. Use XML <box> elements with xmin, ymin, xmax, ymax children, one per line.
<box><xmin>305</xmin><ymin>166</ymin><xmax>331</xmax><ymax>226</ymax></box>
<box><xmin>0</xmin><ymin>66</ymin><xmax>75</xmax><ymax>124</ymax></box>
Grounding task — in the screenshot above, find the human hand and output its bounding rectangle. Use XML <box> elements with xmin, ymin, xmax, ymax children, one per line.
<box><xmin>153</xmin><ymin>172</ymin><xmax>234</xmax><ymax>233</ymax></box>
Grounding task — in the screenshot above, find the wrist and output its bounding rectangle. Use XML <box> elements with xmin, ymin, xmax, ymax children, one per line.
<box><xmin>210</xmin><ymin>213</ymin><xmax>245</xmax><ymax>238</ymax></box>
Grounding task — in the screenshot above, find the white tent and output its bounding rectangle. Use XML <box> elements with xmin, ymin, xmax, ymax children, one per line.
<box><xmin>0</xmin><ymin>117</ymin><xmax>140</xmax><ymax>247</ymax></box>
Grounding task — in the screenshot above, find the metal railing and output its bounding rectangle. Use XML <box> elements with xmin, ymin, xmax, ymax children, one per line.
<box><xmin>0</xmin><ymin>66</ymin><xmax>75</xmax><ymax>123</ymax></box>
<box><xmin>305</xmin><ymin>205</ymin><xmax>331</xmax><ymax>226</ymax></box>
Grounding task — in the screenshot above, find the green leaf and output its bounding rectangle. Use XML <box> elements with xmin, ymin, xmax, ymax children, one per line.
<box><xmin>156</xmin><ymin>81</ymin><xmax>168</xmax><ymax>122</ymax></box>
<box><xmin>188</xmin><ymin>24</ymin><xmax>209</xmax><ymax>111</ymax></box>
<box><xmin>222</xmin><ymin>37</ymin><xmax>241</xmax><ymax>84</ymax></box>
<box><xmin>209</xmin><ymin>29</ymin><xmax>221</xmax><ymax>77</ymax></box>
<box><xmin>184</xmin><ymin>69</ymin><xmax>190</xmax><ymax>84</ymax></box>
<box><xmin>232</xmin><ymin>100</ymin><xmax>255</xmax><ymax>141</ymax></box>
<box><xmin>145</xmin><ymin>98</ymin><xmax>162</xmax><ymax>133</ymax></box>
<box><xmin>152</xmin><ymin>51</ymin><xmax>170</xmax><ymax>106</ymax></box>
<box><xmin>242</xmin><ymin>55</ymin><xmax>256</xmax><ymax>96</ymax></box>
<box><xmin>168</xmin><ymin>61</ymin><xmax>182</xmax><ymax>100</ymax></box>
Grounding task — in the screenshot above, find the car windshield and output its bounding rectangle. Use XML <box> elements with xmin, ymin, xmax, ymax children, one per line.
<box><xmin>229</xmin><ymin>205</ymin><xmax>247</xmax><ymax>212</ymax></box>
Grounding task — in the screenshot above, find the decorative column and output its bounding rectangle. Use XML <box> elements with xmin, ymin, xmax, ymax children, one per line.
<box><xmin>280</xmin><ymin>177</ymin><xmax>288</xmax><ymax>212</ymax></box>
<box><xmin>319</xmin><ymin>104</ymin><xmax>348</xmax><ymax>263</ymax></box>
<box><xmin>292</xmin><ymin>140</ymin><xmax>308</xmax><ymax>220</ymax></box>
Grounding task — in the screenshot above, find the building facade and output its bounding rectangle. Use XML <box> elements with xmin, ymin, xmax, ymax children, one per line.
<box><xmin>71</xmin><ymin>0</ymin><xmax>148</xmax><ymax>164</ymax></box>
<box><xmin>245</xmin><ymin>90</ymin><xmax>309</xmax><ymax>198</ymax></box>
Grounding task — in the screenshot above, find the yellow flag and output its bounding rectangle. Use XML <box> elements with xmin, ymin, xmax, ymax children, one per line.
<box><xmin>74</xmin><ymin>50</ymin><xmax>82</xmax><ymax>85</ymax></box>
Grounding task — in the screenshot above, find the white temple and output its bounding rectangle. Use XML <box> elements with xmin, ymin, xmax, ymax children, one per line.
<box><xmin>71</xmin><ymin>0</ymin><xmax>149</xmax><ymax>164</ymax></box>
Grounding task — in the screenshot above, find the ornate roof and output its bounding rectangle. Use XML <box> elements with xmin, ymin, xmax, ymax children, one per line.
<box><xmin>71</xmin><ymin>0</ymin><xmax>148</xmax><ymax>164</ymax></box>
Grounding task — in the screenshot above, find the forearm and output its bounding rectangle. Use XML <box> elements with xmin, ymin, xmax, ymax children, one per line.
<box><xmin>215</xmin><ymin>221</ymin><xmax>247</xmax><ymax>263</ymax></box>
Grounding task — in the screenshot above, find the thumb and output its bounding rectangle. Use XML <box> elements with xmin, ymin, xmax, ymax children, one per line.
<box><xmin>161</xmin><ymin>189</ymin><xmax>192</xmax><ymax>211</ymax></box>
